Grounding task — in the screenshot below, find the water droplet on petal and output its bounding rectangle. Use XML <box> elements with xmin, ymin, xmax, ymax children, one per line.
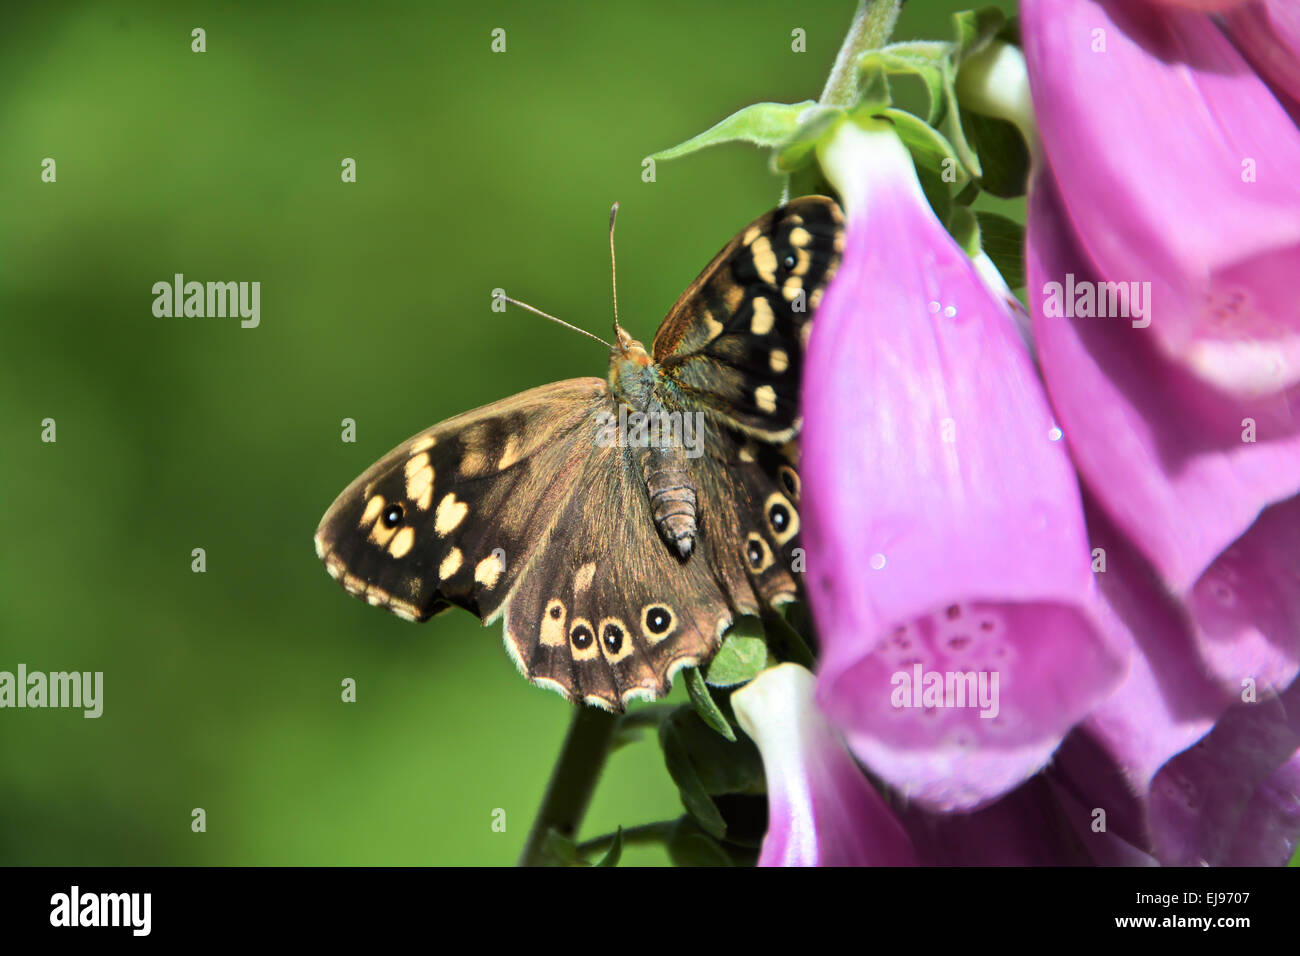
<box><xmin>1049</xmin><ymin>427</ymin><xmax>1063</xmax><ymax>442</ymax></box>
<box><xmin>870</xmin><ymin>552</ymin><xmax>887</xmax><ymax>570</ymax></box>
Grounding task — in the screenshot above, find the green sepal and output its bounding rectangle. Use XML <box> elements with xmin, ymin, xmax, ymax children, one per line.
<box><xmin>659</xmin><ymin>711</ymin><xmax>727</xmax><ymax>838</ymax></box>
<box><xmin>593</xmin><ymin>827</ymin><xmax>623</xmax><ymax>867</ymax></box>
<box><xmin>666</xmin><ymin>818</ymin><xmax>734</xmax><ymax>867</ymax></box>
<box><xmin>947</xmin><ymin>205</ymin><xmax>981</xmax><ymax>259</ymax></box>
<box><xmin>960</xmin><ymin>110</ymin><xmax>1030</xmax><ymax>199</ymax></box>
<box><xmin>706</xmin><ymin>616</ymin><xmax>769</xmax><ymax>687</ymax></box>
<box><xmin>541</xmin><ymin>829</ymin><xmax>581</xmax><ymax>867</ymax></box>
<box><xmin>773</xmin><ymin>105</ymin><xmax>846</xmax><ymax>174</ymax></box>
<box><xmin>684</xmin><ymin>667</ymin><xmax>736</xmax><ymax>741</ymax></box>
<box><xmin>650</xmin><ymin>101</ymin><xmax>817</xmax><ymax>163</ymax></box>
<box><xmin>974</xmin><ymin>210</ymin><xmax>1026</xmax><ymax>290</ymax></box>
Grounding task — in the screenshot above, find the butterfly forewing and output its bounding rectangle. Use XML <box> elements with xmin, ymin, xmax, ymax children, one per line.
<box><xmin>653</xmin><ymin>196</ymin><xmax>844</xmax><ymax>440</ymax></box>
<box><xmin>314</xmin><ymin>380</ymin><xmax>608</xmax><ymax>622</ymax></box>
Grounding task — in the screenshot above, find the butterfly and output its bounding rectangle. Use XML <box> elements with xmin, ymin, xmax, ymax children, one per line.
<box><xmin>314</xmin><ymin>196</ymin><xmax>844</xmax><ymax>711</ymax></box>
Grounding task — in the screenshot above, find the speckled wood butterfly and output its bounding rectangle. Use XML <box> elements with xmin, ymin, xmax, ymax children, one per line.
<box><xmin>314</xmin><ymin>196</ymin><xmax>844</xmax><ymax>710</ymax></box>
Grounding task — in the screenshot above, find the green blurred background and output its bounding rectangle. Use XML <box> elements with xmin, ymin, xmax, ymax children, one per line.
<box><xmin>0</xmin><ymin>0</ymin><xmax>1012</xmax><ymax>865</ymax></box>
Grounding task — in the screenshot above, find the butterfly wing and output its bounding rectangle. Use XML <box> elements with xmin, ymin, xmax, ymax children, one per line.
<box><xmin>315</xmin><ymin>380</ymin><xmax>771</xmax><ymax>711</ymax></box>
<box><xmin>652</xmin><ymin>196</ymin><xmax>843</xmax><ymax>440</ymax></box>
<box><xmin>314</xmin><ymin>379</ymin><xmax>610</xmax><ymax>624</ymax></box>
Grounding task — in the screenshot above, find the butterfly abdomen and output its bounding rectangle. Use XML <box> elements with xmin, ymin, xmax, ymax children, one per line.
<box><xmin>643</xmin><ymin>446</ymin><xmax>698</xmax><ymax>558</ymax></box>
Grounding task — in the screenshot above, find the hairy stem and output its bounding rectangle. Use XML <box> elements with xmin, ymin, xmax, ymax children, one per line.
<box><xmin>820</xmin><ymin>0</ymin><xmax>904</xmax><ymax>108</ymax></box>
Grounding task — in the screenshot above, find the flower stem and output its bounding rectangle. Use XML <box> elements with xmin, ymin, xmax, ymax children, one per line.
<box><xmin>577</xmin><ymin>819</ymin><xmax>679</xmax><ymax>857</ymax></box>
<box><xmin>820</xmin><ymin>0</ymin><xmax>903</xmax><ymax>108</ymax></box>
<box><xmin>517</xmin><ymin>704</ymin><xmax>618</xmax><ymax>866</ymax></box>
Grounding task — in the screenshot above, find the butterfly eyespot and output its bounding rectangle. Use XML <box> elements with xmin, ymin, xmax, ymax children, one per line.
<box><xmin>549</xmin><ymin>604</ymin><xmax>563</xmax><ymax>620</ymax></box>
<box><xmin>746</xmin><ymin>540</ymin><xmax>763</xmax><ymax>565</ymax></box>
<box><xmin>640</xmin><ymin>605</ymin><xmax>675</xmax><ymax>644</ymax></box>
<box><xmin>382</xmin><ymin>504</ymin><xmax>404</xmax><ymax>528</ymax></box>
<box><xmin>779</xmin><ymin>465</ymin><xmax>801</xmax><ymax>499</ymax></box>
<box><xmin>570</xmin><ymin>623</ymin><xmax>594</xmax><ymax>650</ymax></box>
<box><xmin>744</xmin><ymin>533</ymin><xmax>775</xmax><ymax>572</ymax></box>
<box><xmin>602</xmin><ymin>622</ymin><xmax>624</xmax><ymax>653</ymax></box>
<box><xmin>763</xmin><ymin>492</ymin><xmax>799</xmax><ymax>546</ymax></box>
<box><xmin>768</xmin><ymin>502</ymin><xmax>790</xmax><ymax>533</ymax></box>
<box><xmin>782</xmin><ymin>253</ymin><xmax>796</xmax><ymax>270</ymax></box>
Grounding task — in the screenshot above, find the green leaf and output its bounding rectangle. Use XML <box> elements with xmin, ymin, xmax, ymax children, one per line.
<box><xmin>593</xmin><ymin>827</ymin><xmax>623</xmax><ymax>867</ymax></box>
<box><xmin>659</xmin><ymin>715</ymin><xmax>727</xmax><ymax>838</ymax></box>
<box><xmin>974</xmin><ymin>211</ymin><xmax>1026</xmax><ymax>290</ymax></box>
<box><xmin>665</xmin><ymin>707</ymin><xmax>764</xmax><ymax>797</ymax></box>
<box><xmin>762</xmin><ymin>611</ymin><xmax>815</xmax><ymax>669</ymax></box>
<box><xmin>947</xmin><ymin>205</ymin><xmax>981</xmax><ymax>259</ymax></box>
<box><xmin>684</xmin><ymin>667</ymin><xmax>736</xmax><ymax>741</ymax></box>
<box><xmin>960</xmin><ymin>110</ymin><xmax>1030</xmax><ymax>199</ymax></box>
<box><xmin>666</xmin><ymin>818</ymin><xmax>733</xmax><ymax>867</ymax></box>
<box><xmin>773</xmin><ymin>105</ymin><xmax>845</xmax><ymax>174</ymax></box>
<box><xmin>705</xmin><ymin>617</ymin><xmax>768</xmax><ymax>687</ymax></box>
<box><xmin>650</xmin><ymin>101</ymin><xmax>817</xmax><ymax>162</ymax></box>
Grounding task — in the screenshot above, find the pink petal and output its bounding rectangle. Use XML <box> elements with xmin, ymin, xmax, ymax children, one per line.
<box><xmin>1225</xmin><ymin>0</ymin><xmax>1300</xmax><ymax>110</ymax></box>
<box><xmin>804</xmin><ymin>124</ymin><xmax>1122</xmax><ymax>811</ymax></box>
<box><xmin>732</xmin><ymin>664</ymin><xmax>918</xmax><ymax>866</ymax></box>
<box><xmin>1028</xmin><ymin>172</ymin><xmax>1300</xmax><ymax>690</ymax></box>
<box><xmin>1022</xmin><ymin>0</ymin><xmax>1300</xmax><ymax>396</ymax></box>
<box><xmin>1148</xmin><ymin>677</ymin><xmax>1300</xmax><ymax>865</ymax></box>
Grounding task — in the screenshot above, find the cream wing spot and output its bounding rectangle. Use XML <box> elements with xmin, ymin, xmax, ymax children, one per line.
<box><xmin>497</xmin><ymin>434</ymin><xmax>524</xmax><ymax>470</ymax></box>
<box><xmin>782</xmin><ymin>275</ymin><xmax>804</xmax><ymax>302</ymax></box>
<box><xmin>574</xmin><ymin>562</ymin><xmax>596</xmax><ymax>594</ymax></box>
<box><xmin>541</xmin><ymin>599</ymin><xmax>568</xmax><ymax>646</ymax></box>
<box><xmin>410</xmin><ymin>435</ymin><xmax>436</xmax><ymax>454</ymax></box>
<box><xmin>770</xmin><ymin>348</ymin><xmax>789</xmax><ymax>373</ymax></box>
<box><xmin>755</xmin><ymin>385</ymin><xmax>777</xmax><ymax>414</ymax></box>
<box><xmin>388</xmin><ymin>526</ymin><xmax>416</xmax><ymax>558</ymax></box>
<box><xmin>439</xmin><ymin>547</ymin><xmax>463</xmax><ymax>580</ymax></box>
<box><xmin>750</xmin><ymin>296</ymin><xmax>775</xmax><ymax>335</ymax></box>
<box><xmin>475</xmin><ymin>552</ymin><xmax>505</xmax><ymax>589</ymax></box>
<box><xmin>360</xmin><ymin>494</ymin><xmax>385</xmax><ymax>528</ymax></box>
<box><xmin>435</xmin><ymin>493</ymin><xmax>469</xmax><ymax>535</ymax></box>
<box><xmin>743</xmin><ymin>224</ymin><xmax>762</xmax><ymax>245</ymax></box>
<box><xmin>751</xmin><ymin>236</ymin><xmax>778</xmax><ymax>283</ymax></box>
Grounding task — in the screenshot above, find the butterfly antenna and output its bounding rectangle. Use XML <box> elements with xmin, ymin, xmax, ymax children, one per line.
<box><xmin>609</xmin><ymin>201</ymin><xmax>629</xmax><ymax>346</ymax></box>
<box><xmin>501</xmin><ymin>295</ymin><xmax>615</xmax><ymax>350</ymax></box>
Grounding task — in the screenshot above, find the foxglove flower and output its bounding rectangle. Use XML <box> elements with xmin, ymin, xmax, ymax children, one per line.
<box><xmin>736</xmin><ymin>664</ymin><xmax>1154</xmax><ymax>865</ymax></box>
<box><xmin>801</xmin><ymin>118</ymin><xmax>1124</xmax><ymax>811</ymax></box>
<box><xmin>1021</xmin><ymin>0</ymin><xmax>1300</xmax><ymax>694</ymax></box>
<box><xmin>732</xmin><ymin>664</ymin><xmax>918</xmax><ymax>866</ymax></box>
<box><xmin>1224</xmin><ymin>1</ymin><xmax>1300</xmax><ymax>114</ymax></box>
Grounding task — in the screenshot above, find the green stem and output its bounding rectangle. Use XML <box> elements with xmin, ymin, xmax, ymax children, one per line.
<box><xmin>577</xmin><ymin>820</ymin><xmax>679</xmax><ymax>857</ymax></box>
<box><xmin>518</xmin><ymin>704</ymin><xmax>618</xmax><ymax>866</ymax></box>
<box><xmin>819</xmin><ymin>0</ymin><xmax>903</xmax><ymax>108</ymax></box>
